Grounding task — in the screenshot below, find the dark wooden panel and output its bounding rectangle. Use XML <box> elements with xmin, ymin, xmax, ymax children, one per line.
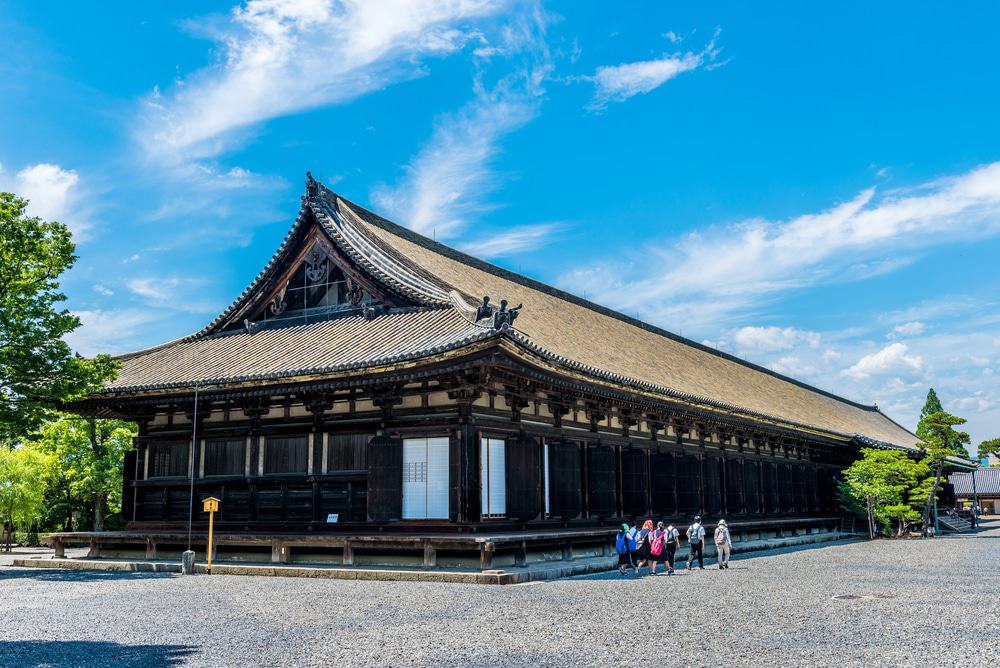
<box><xmin>366</xmin><ymin>435</ymin><xmax>402</xmax><ymax>522</ymax></box>
<box><xmin>793</xmin><ymin>465</ymin><xmax>807</xmax><ymax>513</ymax></box>
<box><xmin>222</xmin><ymin>487</ymin><xmax>250</xmax><ymax>522</ymax></box>
<box><xmin>285</xmin><ymin>485</ymin><xmax>313</xmax><ymax>521</ymax></box>
<box><xmin>808</xmin><ymin>466</ymin><xmax>820</xmax><ymax>513</ymax></box>
<box><xmin>621</xmin><ymin>449</ymin><xmax>647</xmax><ymax>518</ymax></box>
<box><xmin>166</xmin><ymin>489</ymin><xmax>191</xmax><ymax>521</ymax></box>
<box><xmin>704</xmin><ymin>456</ymin><xmax>722</xmax><ymax>516</ymax></box>
<box><xmin>587</xmin><ymin>445</ymin><xmax>617</xmax><ymax>519</ymax></box>
<box><xmin>204</xmin><ymin>438</ymin><xmax>245</xmax><ymax>476</ymax></box>
<box><xmin>743</xmin><ymin>460</ymin><xmax>760</xmax><ymax>515</ymax></box>
<box><xmin>726</xmin><ymin>458</ymin><xmax>743</xmax><ymax>515</ymax></box>
<box><xmin>778</xmin><ymin>463</ymin><xmax>794</xmax><ymax>513</ymax></box>
<box><xmin>137</xmin><ymin>488</ymin><xmax>164</xmax><ymax>522</ymax></box>
<box><xmin>122</xmin><ymin>450</ymin><xmax>137</xmax><ymax>523</ymax></box>
<box><xmin>506</xmin><ymin>434</ymin><xmax>541</xmax><ymax>521</ymax></box>
<box><xmin>149</xmin><ymin>441</ymin><xmax>189</xmax><ymax>478</ymax></box>
<box><xmin>548</xmin><ymin>440</ymin><xmax>581</xmax><ymax>519</ymax></box>
<box><xmin>264</xmin><ymin>435</ymin><xmax>309</xmax><ymax>475</ymax></box>
<box><xmin>763</xmin><ymin>462</ymin><xmax>779</xmax><ymax>514</ymax></box>
<box><xmin>650</xmin><ymin>452</ymin><xmax>676</xmax><ymax>517</ymax></box>
<box><xmin>256</xmin><ymin>487</ymin><xmax>284</xmax><ymax>522</ymax></box>
<box><xmin>677</xmin><ymin>454</ymin><xmax>701</xmax><ymax>516</ymax></box>
<box><xmin>819</xmin><ymin>468</ymin><xmax>837</xmax><ymax>513</ymax></box>
<box><xmin>327</xmin><ymin>433</ymin><xmax>370</xmax><ymax>471</ymax></box>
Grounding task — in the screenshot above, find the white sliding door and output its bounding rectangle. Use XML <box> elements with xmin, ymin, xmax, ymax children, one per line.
<box><xmin>402</xmin><ymin>436</ymin><xmax>450</xmax><ymax>519</ymax></box>
<box><xmin>480</xmin><ymin>437</ymin><xmax>507</xmax><ymax>518</ymax></box>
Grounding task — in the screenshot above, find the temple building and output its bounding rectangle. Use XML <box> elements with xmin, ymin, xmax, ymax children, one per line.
<box><xmin>60</xmin><ymin>174</ymin><xmax>968</xmax><ymax>573</ymax></box>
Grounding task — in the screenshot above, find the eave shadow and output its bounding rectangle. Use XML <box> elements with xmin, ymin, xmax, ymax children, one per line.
<box><xmin>0</xmin><ymin>640</ymin><xmax>195</xmax><ymax>667</ymax></box>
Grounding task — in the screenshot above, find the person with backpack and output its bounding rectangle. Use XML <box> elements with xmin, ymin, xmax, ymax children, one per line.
<box><xmin>686</xmin><ymin>515</ymin><xmax>706</xmax><ymax>570</ymax></box>
<box><xmin>648</xmin><ymin>521</ymin><xmax>667</xmax><ymax>575</ymax></box>
<box><xmin>635</xmin><ymin>519</ymin><xmax>654</xmax><ymax>574</ymax></box>
<box><xmin>714</xmin><ymin>519</ymin><xmax>732</xmax><ymax>569</ymax></box>
<box><xmin>615</xmin><ymin>523</ymin><xmax>638</xmax><ymax>575</ymax></box>
<box><xmin>663</xmin><ymin>522</ymin><xmax>681</xmax><ymax>574</ymax></box>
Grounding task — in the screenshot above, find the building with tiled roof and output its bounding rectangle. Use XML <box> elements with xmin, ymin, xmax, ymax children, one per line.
<box><xmin>62</xmin><ymin>174</ymin><xmax>977</xmax><ymax>567</ymax></box>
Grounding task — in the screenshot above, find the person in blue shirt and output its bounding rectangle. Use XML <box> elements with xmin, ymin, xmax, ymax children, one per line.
<box><xmin>615</xmin><ymin>523</ymin><xmax>639</xmax><ymax>575</ymax></box>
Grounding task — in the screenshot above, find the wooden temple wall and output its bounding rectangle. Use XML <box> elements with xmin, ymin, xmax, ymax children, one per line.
<box><xmin>125</xmin><ymin>382</ymin><xmax>847</xmax><ymax>531</ymax></box>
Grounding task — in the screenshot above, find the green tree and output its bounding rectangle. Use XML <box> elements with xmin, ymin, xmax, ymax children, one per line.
<box><xmin>31</xmin><ymin>416</ymin><xmax>136</xmax><ymax>531</ymax></box>
<box><xmin>0</xmin><ymin>445</ymin><xmax>51</xmax><ymax>550</ymax></box>
<box><xmin>0</xmin><ymin>192</ymin><xmax>118</xmax><ymax>442</ymax></box>
<box><xmin>919</xmin><ymin>411</ymin><xmax>969</xmax><ymax>537</ymax></box>
<box><xmin>978</xmin><ymin>438</ymin><xmax>1000</xmax><ymax>464</ymax></box>
<box><xmin>915</xmin><ymin>388</ymin><xmax>970</xmax><ymax>458</ymax></box>
<box><xmin>841</xmin><ymin>448</ymin><xmax>930</xmax><ymax>538</ymax></box>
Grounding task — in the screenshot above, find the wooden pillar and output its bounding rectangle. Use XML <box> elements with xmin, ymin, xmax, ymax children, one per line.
<box><xmin>615</xmin><ymin>444</ymin><xmax>624</xmax><ymax>518</ymax></box>
<box><xmin>343</xmin><ymin>540</ymin><xmax>354</xmax><ymax>566</ymax></box>
<box><xmin>580</xmin><ymin>443</ymin><xmax>590</xmax><ymax>518</ymax></box>
<box><xmin>145</xmin><ymin>538</ymin><xmax>157</xmax><ymax>560</ymax></box>
<box><xmin>480</xmin><ymin>542</ymin><xmax>495</xmax><ymax>569</ymax></box>
<box><xmin>422</xmin><ymin>541</ymin><xmax>437</xmax><ymax>569</ymax></box>
<box><xmin>514</xmin><ymin>540</ymin><xmax>528</xmax><ymax>567</ymax></box>
<box><xmin>52</xmin><ymin>537</ymin><xmax>64</xmax><ymax>559</ymax></box>
<box><xmin>271</xmin><ymin>541</ymin><xmax>290</xmax><ymax>564</ymax></box>
<box><xmin>645</xmin><ymin>449</ymin><xmax>653</xmax><ymax>516</ymax></box>
<box><xmin>87</xmin><ymin>539</ymin><xmax>100</xmax><ymax>559</ymax></box>
<box><xmin>561</xmin><ymin>542</ymin><xmax>573</xmax><ymax>562</ymax></box>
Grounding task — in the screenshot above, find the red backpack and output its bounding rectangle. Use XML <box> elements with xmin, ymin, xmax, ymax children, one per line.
<box><xmin>650</xmin><ymin>529</ymin><xmax>664</xmax><ymax>557</ymax></box>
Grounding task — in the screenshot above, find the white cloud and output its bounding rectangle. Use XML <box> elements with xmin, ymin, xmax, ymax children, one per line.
<box><xmin>92</xmin><ymin>284</ymin><xmax>114</xmax><ymax>297</ymax></box>
<box><xmin>127</xmin><ymin>277</ymin><xmax>217</xmax><ymax>312</ymax></box>
<box><xmin>458</xmin><ymin>222</ymin><xmax>561</xmax><ymax>257</ymax></box>
<box><xmin>0</xmin><ymin>162</ymin><xmax>88</xmax><ymax>238</ymax></box>
<box><xmin>585</xmin><ymin>30</ymin><xmax>719</xmax><ymax>109</ymax></box>
<box><xmin>843</xmin><ymin>343</ymin><xmax>923</xmax><ymax>380</ymax></box>
<box><xmin>65</xmin><ymin>309</ymin><xmax>168</xmax><ymax>356</ymax></box>
<box><xmin>891</xmin><ymin>321</ymin><xmax>926</xmax><ymax>337</ymax></box>
<box><xmin>371</xmin><ymin>74</ymin><xmax>540</xmax><ymax>238</ymax></box>
<box><xmin>566</xmin><ymin>162</ymin><xmax>1000</xmax><ymax>333</ymax></box>
<box><xmin>371</xmin><ymin>10</ymin><xmax>549</xmax><ymax>239</ymax></box>
<box><xmin>140</xmin><ymin>0</ymin><xmax>509</xmax><ymax>162</ymax></box>
<box><xmin>731</xmin><ymin>326</ymin><xmax>821</xmax><ymax>353</ymax></box>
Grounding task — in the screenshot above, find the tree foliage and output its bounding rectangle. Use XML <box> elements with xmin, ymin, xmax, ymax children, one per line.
<box><xmin>915</xmin><ymin>388</ymin><xmax>970</xmax><ymax>458</ymax></box>
<box><xmin>0</xmin><ymin>445</ymin><xmax>52</xmax><ymax>550</ymax></box>
<box><xmin>30</xmin><ymin>416</ymin><xmax>136</xmax><ymax>531</ymax></box>
<box><xmin>0</xmin><ymin>192</ymin><xmax>118</xmax><ymax>441</ymax></box>
<box><xmin>918</xmin><ymin>411</ymin><xmax>968</xmax><ymax>536</ymax></box>
<box><xmin>978</xmin><ymin>438</ymin><xmax>1000</xmax><ymax>463</ymax></box>
<box><xmin>841</xmin><ymin>448</ymin><xmax>931</xmax><ymax>538</ymax></box>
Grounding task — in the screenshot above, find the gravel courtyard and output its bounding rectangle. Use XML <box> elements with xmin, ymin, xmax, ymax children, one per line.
<box><xmin>3</xmin><ymin>522</ymin><xmax>998</xmax><ymax>668</ymax></box>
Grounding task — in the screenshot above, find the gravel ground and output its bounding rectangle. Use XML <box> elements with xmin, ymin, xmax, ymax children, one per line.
<box><xmin>3</xmin><ymin>521</ymin><xmax>999</xmax><ymax>668</ymax></box>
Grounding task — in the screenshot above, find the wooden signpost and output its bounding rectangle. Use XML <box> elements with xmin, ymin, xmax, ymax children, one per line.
<box><xmin>202</xmin><ymin>497</ymin><xmax>220</xmax><ymax>573</ymax></box>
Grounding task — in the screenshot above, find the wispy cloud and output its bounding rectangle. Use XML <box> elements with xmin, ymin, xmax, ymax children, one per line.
<box><xmin>585</xmin><ymin>29</ymin><xmax>721</xmax><ymax>109</ymax></box>
<box><xmin>139</xmin><ymin>0</ymin><xmax>510</xmax><ymax>163</ymax></box>
<box><xmin>371</xmin><ymin>8</ymin><xmax>550</xmax><ymax>240</ymax></box>
<box><xmin>563</xmin><ymin>161</ymin><xmax>1000</xmax><ymax>333</ymax></box>
<box><xmin>0</xmin><ymin>161</ymin><xmax>89</xmax><ymax>239</ymax></box>
<box><xmin>730</xmin><ymin>326</ymin><xmax>821</xmax><ymax>353</ymax></box>
<box><xmin>65</xmin><ymin>309</ymin><xmax>170</xmax><ymax>356</ymax></box>
<box><xmin>458</xmin><ymin>221</ymin><xmax>562</xmax><ymax>258</ymax></box>
<box><xmin>127</xmin><ymin>277</ymin><xmax>217</xmax><ymax>312</ymax></box>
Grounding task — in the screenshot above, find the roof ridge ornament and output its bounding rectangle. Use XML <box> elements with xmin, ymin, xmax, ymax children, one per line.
<box><xmin>475</xmin><ymin>295</ymin><xmax>522</xmax><ymax>331</ymax></box>
<box><xmin>305</xmin><ymin>171</ymin><xmax>318</xmax><ymax>198</ymax></box>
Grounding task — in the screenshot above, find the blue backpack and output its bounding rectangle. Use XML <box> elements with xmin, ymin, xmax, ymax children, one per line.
<box><xmin>615</xmin><ymin>531</ymin><xmax>628</xmax><ymax>555</ymax></box>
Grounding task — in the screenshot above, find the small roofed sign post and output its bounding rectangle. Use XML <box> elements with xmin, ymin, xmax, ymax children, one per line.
<box><xmin>202</xmin><ymin>497</ymin><xmax>220</xmax><ymax>573</ymax></box>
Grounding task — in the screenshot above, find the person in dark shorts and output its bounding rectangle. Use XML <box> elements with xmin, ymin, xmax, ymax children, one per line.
<box><xmin>663</xmin><ymin>522</ymin><xmax>681</xmax><ymax>574</ymax></box>
<box><xmin>616</xmin><ymin>523</ymin><xmax>638</xmax><ymax>575</ymax></box>
<box><xmin>686</xmin><ymin>515</ymin><xmax>706</xmax><ymax>570</ymax></box>
<box><xmin>635</xmin><ymin>519</ymin><xmax>653</xmax><ymax>574</ymax></box>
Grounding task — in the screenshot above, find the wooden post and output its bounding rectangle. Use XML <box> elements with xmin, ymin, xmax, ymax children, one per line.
<box><xmin>422</xmin><ymin>541</ymin><xmax>437</xmax><ymax>569</ymax></box>
<box><xmin>52</xmin><ymin>537</ymin><xmax>64</xmax><ymax>559</ymax></box>
<box><xmin>343</xmin><ymin>540</ymin><xmax>354</xmax><ymax>566</ymax></box>
<box><xmin>480</xmin><ymin>542</ymin><xmax>495</xmax><ymax>569</ymax></box>
<box><xmin>145</xmin><ymin>538</ymin><xmax>157</xmax><ymax>560</ymax></box>
<box><xmin>87</xmin><ymin>538</ymin><xmax>100</xmax><ymax>559</ymax></box>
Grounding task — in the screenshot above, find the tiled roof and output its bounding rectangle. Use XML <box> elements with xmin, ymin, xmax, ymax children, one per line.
<box><xmin>332</xmin><ymin>190</ymin><xmax>921</xmax><ymax>449</ymax></box>
<box><xmin>105</xmin><ymin>307</ymin><xmax>492</xmax><ymax>393</ymax></box>
<box><xmin>98</xmin><ymin>177</ymin><xmax>924</xmax><ymax>451</ymax></box>
<box><xmin>950</xmin><ymin>468</ymin><xmax>1000</xmax><ymax>496</ymax></box>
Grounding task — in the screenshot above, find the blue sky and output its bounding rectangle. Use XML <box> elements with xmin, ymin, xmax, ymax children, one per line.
<box><xmin>2</xmin><ymin>1</ymin><xmax>999</xmax><ymax>444</ymax></box>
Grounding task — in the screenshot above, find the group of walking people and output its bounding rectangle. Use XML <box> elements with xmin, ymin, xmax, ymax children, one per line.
<box><xmin>615</xmin><ymin>516</ymin><xmax>732</xmax><ymax>576</ymax></box>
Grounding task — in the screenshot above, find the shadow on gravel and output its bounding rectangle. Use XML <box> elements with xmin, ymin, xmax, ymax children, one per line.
<box><xmin>0</xmin><ymin>640</ymin><xmax>195</xmax><ymax>667</ymax></box>
<box><xmin>0</xmin><ymin>567</ymin><xmax>176</xmax><ymax>582</ymax></box>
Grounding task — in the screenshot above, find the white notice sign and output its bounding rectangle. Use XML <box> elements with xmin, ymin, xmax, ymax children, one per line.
<box><xmin>326</xmin><ymin>514</ymin><xmax>339</xmax><ymax>523</ymax></box>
